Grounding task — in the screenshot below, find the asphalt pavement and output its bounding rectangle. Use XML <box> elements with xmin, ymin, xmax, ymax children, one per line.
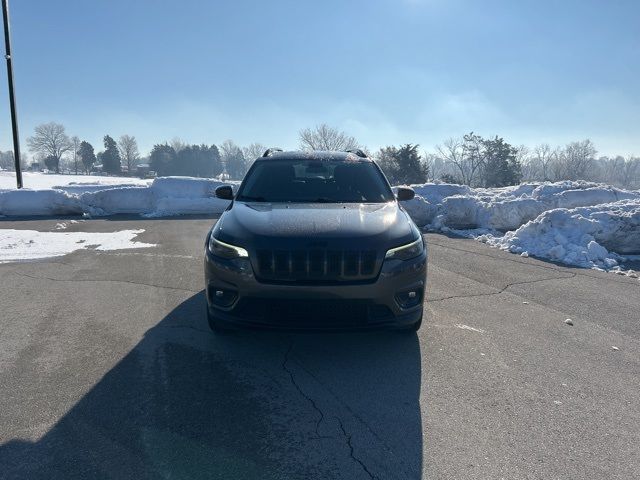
<box><xmin>0</xmin><ymin>216</ymin><xmax>638</xmax><ymax>479</ymax></box>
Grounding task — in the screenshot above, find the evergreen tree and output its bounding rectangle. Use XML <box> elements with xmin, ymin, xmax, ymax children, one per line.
<box><xmin>180</xmin><ymin>144</ymin><xmax>223</xmax><ymax>177</ymax></box>
<box><xmin>78</xmin><ymin>141</ymin><xmax>96</xmax><ymax>173</ymax></box>
<box><xmin>482</xmin><ymin>136</ymin><xmax>521</xmax><ymax>187</ymax></box>
<box><xmin>101</xmin><ymin>135</ymin><xmax>121</xmax><ymax>174</ymax></box>
<box><xmin>203</xmin><ymin>144</ymin><xmax>223</xmax><ymax>177</ymax></box>
<box><xmin>43</xmin><ymin>155</ymin><xmax>59</xmax><ymax>172</ymax></box>
<box><xmin>173</xmin><ymin>145</ymin><xmax>195</xmax><ymax>176</ymax></box>
<box><xmin>149</xmin><ymin>144</ymin><xmax>177</xmax><ymax>176</ymax></box>
<box><xmin>376</xmin><ymin>144</ymin><xmax>429</xmax><ymax>185</ymax></box>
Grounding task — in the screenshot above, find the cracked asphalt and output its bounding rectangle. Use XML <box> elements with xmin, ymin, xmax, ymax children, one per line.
<box><xmin>0</xmin><ymin>216</ymin><xmax>639</xmax><ymax>479</ymax></box>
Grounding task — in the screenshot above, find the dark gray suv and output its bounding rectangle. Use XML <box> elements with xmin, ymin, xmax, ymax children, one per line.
<box><xmin>204</xmin><ymin>150</ymin><xmax>427</xmax><ymax>332</ymax></box>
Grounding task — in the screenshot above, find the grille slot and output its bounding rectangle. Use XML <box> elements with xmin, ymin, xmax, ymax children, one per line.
<box><xmin>255</xmin><ymin>249</ymin><xmax>378</xmax><ymax>283</ymax></box>
<box><xmin>235</xmin><ymin>298</ymin><xmax>394</xmax><ymax>327</ymax></box>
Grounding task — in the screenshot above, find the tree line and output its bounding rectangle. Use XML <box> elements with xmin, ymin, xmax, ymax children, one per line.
<box><xmin>13</xmin><ymin>121</ymin><xmax>640</xmax><ymax>189</ymax></box>
<box><xmin>22</xmin><ymin>122</ymin><xmax>140</xmax><ymax>175</ymax></box>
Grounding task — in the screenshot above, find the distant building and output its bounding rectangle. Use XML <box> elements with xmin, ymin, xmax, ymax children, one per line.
<box><xmin>136</xmin><ymin>163</ymin><xmax>150</xmax><ymax>177</ymax></box>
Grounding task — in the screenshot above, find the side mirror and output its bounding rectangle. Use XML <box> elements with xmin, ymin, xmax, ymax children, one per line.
<box><xmin>396</xmin><ymin>187</ymin><xmax>415</xmax><ymax>201</ymax></box>
<box><xmin>215</xmin><ymin>185</ymin><xmax>234</xmax><ymax>200</ymax></box>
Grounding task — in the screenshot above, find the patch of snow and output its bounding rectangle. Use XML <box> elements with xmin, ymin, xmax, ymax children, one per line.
<box><xmin>0</xmin><ymin>229</ymin><xmax>155</xmax><ymax>263</ymax></box>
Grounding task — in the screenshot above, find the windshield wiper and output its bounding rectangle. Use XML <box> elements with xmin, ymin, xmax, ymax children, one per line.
<box><xmin>309</xmin><ymin>197</ymin><xmax>337</xmax><ymax>203</ymax></box>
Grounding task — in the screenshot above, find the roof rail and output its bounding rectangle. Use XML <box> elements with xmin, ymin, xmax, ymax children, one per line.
<box><xmin>346</xmin><ymin>149</ymin><xmax>368</xmax><ymax>158</ymax></box>
<box><xmin>262</xmin><ymin>148</ymin><xmax>283</xmax><ymax>157</ymax></box>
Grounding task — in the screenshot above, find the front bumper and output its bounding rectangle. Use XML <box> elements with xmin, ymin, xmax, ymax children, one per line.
<box><xmin>204</xmin><ymin>246</ymin><xmax>427</xmax><ymax>330</ymax></box>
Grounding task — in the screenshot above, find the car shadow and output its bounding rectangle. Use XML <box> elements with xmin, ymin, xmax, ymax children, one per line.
<box><xmin>0</xmin><ymin>291</ymin><xmax>423</xmax><ymax>479</ymax></box>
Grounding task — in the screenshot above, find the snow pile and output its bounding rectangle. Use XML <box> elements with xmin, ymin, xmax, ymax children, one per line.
<box><xmin>0</xmin><ymin>176</ymin><xmax>233</xmax><ymax>217</ymax></box>
<box><xmin>0</xmin><ymin>229</ymin><xmax>155</xmax><ymax>263</ymax></box>
<box><xmin>398</xmin><ymin>180</ymin><xmax>640</xmax><ymax>271</ymax></box>
<box><xmin>144</xmin><ymin>177</ymin><xmax>233</xmax><ymax>217</ymax></box>
<box><xmin>403</xmin><ymin>180</ymin><xmax>640</xmax><ymax>231</ymax></box>
<box><xmin>54</xmin><ymin>183</ymin><xmax>150</xmax><ymax>194</ymax></box>
<box><xmin>477</xmin><ymin>200</ymin><xmax>640</xmax><ymax>269</ymax></box>
<box><xmin>0</xmin><ymin>189</ymin><xmax>84</xmax><ymax>216</ymax></box>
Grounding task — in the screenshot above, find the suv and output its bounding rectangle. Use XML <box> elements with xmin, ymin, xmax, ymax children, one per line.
<box><xmin>204</xmin><ymin>150</ymin><xmax>427</xmax><ymax>332</ymax></box>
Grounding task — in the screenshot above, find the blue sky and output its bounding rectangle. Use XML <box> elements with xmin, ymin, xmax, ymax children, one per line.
<box><xmin>0</xmin><ymin>0</ymin><xmax>638</xmax><ymax>157</ymax></box>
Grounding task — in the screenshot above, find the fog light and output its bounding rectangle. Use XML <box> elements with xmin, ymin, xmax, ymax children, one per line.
<box><xmin>395</xmin><ymin>289</ymin><xmax>422</xmax><ymax>309</ymax></box>
<box><xmin>209</xmin><ymin>287</ymin><xmax>237</xmax><ymax>307</ymax></box>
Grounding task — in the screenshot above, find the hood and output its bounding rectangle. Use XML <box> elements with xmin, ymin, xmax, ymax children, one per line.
<box><xmin>214</xmin><ymin>202</ymin><xmax>416</xmax><ymax>251</ymax></box>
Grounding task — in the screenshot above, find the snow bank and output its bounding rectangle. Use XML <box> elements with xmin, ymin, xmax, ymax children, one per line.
<box><xmin>0</xmin><ymin>176</ymin><xmax>232</xmax><ymax>217</ymax></box>
<box><xmin>403</xmin><ymin>180</ymin><xmax>640</xmax><ymax>231</ymax></box>
<box><xmin>0</xmin><ymin>189</ymin><xmax>83</xmax><ymax>216</ymax></box>
<box><xmin>55</xmin><ymin>183</ymin><xmax>150</xmax><ymax>194</ymax></box>
<box><xmin>478</xmin><ymin>200</ymin><xmax>640</xmax><ymax>268</ymax></box>
<box><xmin>397</xmin><ymin>180</ymin><xmax>640</xmax><ymax>271</ymax></box>
<box><xmin>81</xmin><ymin>187</ymin><xmax>156</xmax><ymax>215</ymax></box>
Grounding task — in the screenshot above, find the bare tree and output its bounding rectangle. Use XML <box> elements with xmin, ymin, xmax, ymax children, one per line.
<box><xmin>0</xmin><ymin>151</ymin><xmax>15</xmax><ymax>171</ymax></box>
<box><xmin>299</xmin><ymin>124</ymin><xmax>360</xmax><ymax>151</ymax></box>
<box><xmin>26</xmin><ymin>122</ymin><xmax>73</xmax><ymax>173</ymax></box>
<box><xmin>530</xmin><ymin>143</ymin><xmax>558</xmax><ymax>181</ymax></box>
<box><xmin>220</xmin><ymin>140</ymin><xmax>248</xmax><ymax>179</ymax></box>
<box><xmin>118</xmin><ymin>135</ymin><xmax>140</xmax><ymax>174</ymax></box>
<box><xmin>598</xmin><ymin>155</ymin><xmax>622</xmax><ymax>185</ymax></box>
<box><xmin>169</xmin><ymin>137</ymin><xmax>187</xmax><ymax>153</ymax></box>
<box><xmin>620</xmin><ymin>156</ymin><xmax>640</xmax><ymax>188</ymax></box>
<box><xmin>436</xmin><ymin>134</ymin><xmax>485</xmax><ymax>186</ymax></box>
<box><xmin>423</xmin><ymin>151</ymin><xmax>436</xmax><ymax>182</ymax></box>
<box><xmin>242</xmin><ymin>142</ymin><xmax>266</xmax><ymax>161</ymax></box>
<box><xmin>515</xmin><ymin>145</ymin><xmax>530</xmax><ymax>166</ymax></box>
<box><xmin>436</xmin><ymin>138</ymin><xmax>464</xmax><ymax>183</ymax></box>
<box><xmin>557</xmin><ymin>140</ymin><xmax>596</xmax><ymax>181</ymax></box>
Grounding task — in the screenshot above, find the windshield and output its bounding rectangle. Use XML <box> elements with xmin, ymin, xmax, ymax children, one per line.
<box><xmin>235</xmin><ymin>159</ymin><xmax>395</xmax><ymax>203</ymax></box>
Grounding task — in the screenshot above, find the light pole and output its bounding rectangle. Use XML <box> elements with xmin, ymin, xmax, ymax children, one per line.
<box><xmin>2</xmin><ymin>0</ymin><xmax>22</xmax><ymax>188</ymax></box>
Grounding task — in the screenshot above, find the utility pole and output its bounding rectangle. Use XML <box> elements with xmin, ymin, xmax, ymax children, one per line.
<box><xmin>2</xmin><ymin>0</ymin><xmax>22</xmax><ymax>188</ymax></box>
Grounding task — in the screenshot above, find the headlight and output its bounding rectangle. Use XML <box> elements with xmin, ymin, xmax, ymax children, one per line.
<box><xmin>208</xmin><ymin>235</ymin><xmax>249</xmax><ymax>259</ymax></box>
<box><xmin>385</xmin><ymin>237</ymin><xmax>423</xmax><ymax>261</ymax></box>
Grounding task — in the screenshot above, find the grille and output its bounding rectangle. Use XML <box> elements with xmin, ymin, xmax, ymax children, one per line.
<box><xmin>235</xmin><ymin>298</ymin><xmax>394</xmax><ymax>327</ymax></box>
<box><xmin>255</xmin><ymin>249</ymin><xmax>378</xmax><ymax>283</ymax></box>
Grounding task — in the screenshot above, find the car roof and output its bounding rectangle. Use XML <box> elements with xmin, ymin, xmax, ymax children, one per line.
<box><xmin>255</xmin><ymin>150</ymin><xmax>372</xmax><ymax>162</ymax></box>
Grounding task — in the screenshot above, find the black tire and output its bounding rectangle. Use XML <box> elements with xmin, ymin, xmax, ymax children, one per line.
<box><xmin>207</xmin><ymin>307</ymin><xmax>232</xmax><ymax>334</ymax></box>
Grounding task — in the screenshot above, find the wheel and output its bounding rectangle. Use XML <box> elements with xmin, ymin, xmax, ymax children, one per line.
<box><xmin>207</xmin><ymin>307</ymin><xmax>232</xmax><ymax>334</ymax></box>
